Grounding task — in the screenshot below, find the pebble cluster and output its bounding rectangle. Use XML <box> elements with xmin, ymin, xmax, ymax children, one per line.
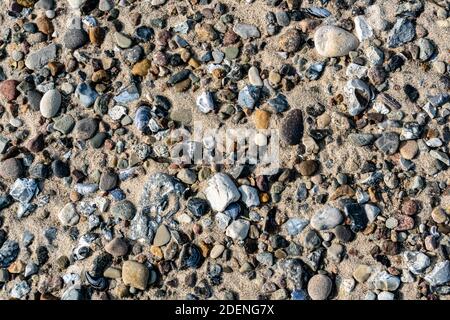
<box><xmin>0</xmin><ymin>0</ymin><xmax>449</xmax><ymax>300</ymax></box>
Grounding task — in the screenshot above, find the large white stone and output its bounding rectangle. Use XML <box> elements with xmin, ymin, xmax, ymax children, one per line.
<box><xmin>314</xmin><ymin>25</ymin><xmax>359</xmax><ymax>57</ymax></box>
<box><xmin>310</xmin><ymin>206</ymin><xmax>343</xmax><ymax>230</ymax></box>
<box><xmin>204</xmin><ymin>173</ymin><xmax>240</xmax><ymax>211</ymax></box>
<box><xmin>239</xmin><ymin>185</ymin><xmax>260</xmax><ymax>208</ymax></box>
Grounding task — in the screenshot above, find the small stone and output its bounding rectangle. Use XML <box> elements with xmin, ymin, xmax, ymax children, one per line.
<box><xmin>75</xmin><ymin>83</ymin><xmax>98</xmax><ymax>108</ymax></box>
<box><xmin>311</xmin><ymin>206</ymin><xmax>343</xmax><ymax>230</ymax></box>
<box><xmin>248</xmin><ymin>66</ymin><xmax>263</xmax><ymax>86</ymax></box>
<box><xmin>353</xmin><ymin>264</ymin><xmax>372</xmax><ymax>283</ymax></box>
<box><xmin>99</xmin><ymin>169</ymin><xmax>117</xmax><ymax>191</ymax></box>
<box><xmin>399</xmin><ymin>140</ymin><xmax>418</xmax><ymax>159</ymax></box>
<box><xmin>122</xmin><ymin>261</ymin><xmax>149</xmax><ymax>290</ymax></box>
<box><xmin>204</xmin><ymin>173</ymin><xmax>240</xmax><ymax>212</ymax></box>
<box><xmin>54</xmin><ymin>115</ymin><xmax>75</xmax><ymax>134</ymax></box>
<box><xmin>104</xmin><ymin>238</ymin><xmax>128</xmax><ymax>257</ymax></box>
<box><xmin>132</xmin><ymin>59</ymin><xmax>151</xmax><ymax>77</ymax></box>
<box><xmin>314</xmin><ymin>26</ymin><xmax>359</xmax><ymax>57</ymax></box>
<box><xmin>239</xmin><ymin>185</ymin><xmax>260</xmax><ymax>208</ymax></box>
<box><xmin>210</xmin><ymin>244</ymin><xmax>225</xmax><ymax>259</ymax></box>
<box><xmin>25</xmin><ymin>44</ymin><xmax>57</xmax><ymax>70</ymax></box>
<box><xmin>387</xmin><ymin>18</ymin><xmax>415</xmax><ymax>48</ymax></box>
<box><xmin>0</xmin><ymin>158</ymin><xmax>23</xmax><ymax>180</ymax></box>
<box><xmin>40</xmin><ymin>89</ymin><xmax>61</xmax><ymax>118</ymax></box>
<box><xmin>371</xmin><ymin>271</ymin><xmax>400</xmax><ymax>291</ymax></box>
<box><xmin>233</xmin><ymin>23</ymin><xmax>260</xmax><ymax>39</ymax></box>
<box><xmin>196</xmin><ymin>91</ymin><xmax>215</xmax><ymax>113</ymax></box>
<box><xmin>417</xmin><ymin>38</ymin><xmax>435</xmax><ymax>61</ymax></box>
<box><xmin>424</xmin><ymin>261</ymin><xmax>450</xmax><ymax>287</ymax></box>
<box><xmin>403</xmin><ymin>251</ymin><xmax>430</xmax><ymax>274</ymax></box>
<box><xmin>153</xmin><ymin>224</ymin><xmax>171</xmax><ymax>247</ymax></box>
<box><xmin>0</xmin><ymin>80</ymin><xmax>19</xmax><ymax>101</ymax></box>
<box><xmin>52</xmin><ymin>160</ymin><xmax>70</xmax><ymax>178</ymax></box>
<box><xmin>298</xmin><ymin>160</ymin><xmax>318</xmax><ymax>176</ymax></box>
<box><xmin>307</xmin><ymin>274</ymin><xmax>332</xmax><ymax>300</ymax></box>
<box><xmin>64</xmin><ymin>29</ymin><xmax>89</xmax><ymax>50</ymax></box>
<box><xmin>238</xmin><ymin>85</ymin><xmax>260</xmax><ymax>109</ymax></box>
<box><xmin>114</xmin><ymin>32</ymin><xmax>133</xmax><ymax>49</ymax></box>
<box><xmin>354</xmin><ymin>16</ymin><xmax>373</xmax><ymax>41</ymax></box>
<box><xmin>378</xmin><ymin>292</ymin><xmax>395</xmax><ymax>300</ymax></box>
<box><xmin>278</xmin><ymin>28</ymin><xmax>303</xmax><ymax>53</ymax></box>
<box><xmin>253</xmin><ymin>109</ymin><xmax>270</xmax><ymax>129</ymax></box>
<box><xmin>225</xmin><ymin>219</ymin><xmax>250</xmax><ymax>240</ymax></box>
<box><xmin>36</xmin><ymin>16</ymin><xmax>53</xmax><ymax>35</ymax></box>
<box><xmin>75</xmin><ymin>118</ymin><xmax>98</xmax><ymax>140</ymax></box>
<box><xmin>334</xmin><ymin>225</ymin><xmax>353</xmax><ymax>243</ymax></box>
<box><xmin>431</xmin><ymin>207</ymin><xmax>447</xmax><ymax>224</ymax></box>
<box><xmin>375</xmin><ymin>132</ymin><xmax>399</xmax><ymax>155</ymax></box>
<box><xmin>98</xmin><ymin>0</ymin><xmax>114</xmax><ymax>11</ymax></box>
<box><xmin>280</xmin><ymin>109</ymin><xmax>303</xmax><ymax>145</ymax></box>
<box><xmin>111</xmin><ymin>200</ymin><xmax>136</xmax><ymax>220</ymax></box>
<box><xmin>58</xmin><ymin>203</ymin><xmax>79</xmax><ymax>226</ymax></box>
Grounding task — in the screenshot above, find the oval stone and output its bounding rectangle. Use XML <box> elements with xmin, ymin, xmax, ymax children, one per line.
<box><xmin>314</xmin><ymin>26</ymin><xmax>359</xmax><ymax>57</ymax></box>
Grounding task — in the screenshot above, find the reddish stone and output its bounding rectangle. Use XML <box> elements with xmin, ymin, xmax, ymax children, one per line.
<box><xmin>0</xmin><ymin>80</ymin><xmax>19</xmax><ymax>101</ymax></box>
<box><xmin>395</xmin><ymin>215</ymin><xmax>415</xmax><ymax>231</ymax></box>
<box><xmin>401</xmin><ymin>199</ymin><xmax>418</xmax><ymax>216</ymax></box>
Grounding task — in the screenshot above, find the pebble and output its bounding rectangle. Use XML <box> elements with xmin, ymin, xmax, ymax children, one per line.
<box><xmin>39</xmin><ymin>89</ymin><xmax>61</xmax><ymax>118</ymax></box>
<box><xmin>371</xmin><ymin>271</ymin><xmax>400</xmax><ymax>291</ymax></box>
<box><xmin>225</xmin><ymin>219</ymin><xmax>249</xmax><ymax>240</ymax></box>
<box><xmin>122</xmin><ymin>261</ymin><xmax>149</xmax><ymax>290</ymax></box>
<box><xmin>25</xmin><ymin>44</ymin><xmax>57</xmax><ymax>70</ymax></box>
<box><xmin>105</xmin><ymin>237</ymin><xmax>128</xmax><ymax>257</ymax></box>
<box><xmin>353</xmin><ymin>264</ymin><xmax>372</xmax><ymax>283</ymax></box>
<box><xmin>64</xmin><ymin>29</ymin><xmax>89</xmax><ymax>50</ymax></box>
<box><xmin>278</xmin><ymin>29</ymin><xmax>302</xmax><ymax>53</ymax></box>
<box><xmin>99</xmin><ymin>169</ymin><xmax>118</xmax><ymax>191</ymax></box>
<box><xmin>233</xmin><ymin>23</ymin><xmax>260</xmax><ymax>39</ymax></box>
<box><xmin>248</xmin><ymin>67</ymin><xmax>263</xmax><ymax>86</ymax></box>
<box><xmin>298</xmin><ymin>160</ymin><xmax>318</xmax><ymax>176</ymax></box>
<box><xmin>58</xmin><ymin>203</ymin><xmax>79</xmax><ymax>226</ymax></box>
<box><xmin>253</xmin><ymin>109</ymin><xmax>270</xmax><ymax>129</ymax></box>
<box><xmin>314</xmin><ymin>26</ymin><xmax>359</xmax><ymax>57</ymax></box>
<box><xmin>403</xmin><ymin>251</ymin><xmax>430</xmax><ymax>274</ymax></box>
<box><xmin>424</xmin><ymin>261</ymin><xmax>450</xmax><ymax>287</ymax></box>
<box><xmin>0</xmin><ymin>158</ymin><xmax>24</xmax><ymax>180</ymax></box>
<box><xmin>399</xmin><ymin>140</ymin><xmax>418</xmax><ymax>160</ymax></box>
<box><xmin>0</xmin><ymin>80</ymin><xmax>18</xmax><ymax>101</ymax></box>
<box><xmin>153</xmin><ymin>224</ymin><xmax>171</xmax><ymax>247</ymax></box>
<box><xmin>238</xmin><ymin>85</ymin><xmax>260</xmax><ymax>109</ymax></box>
<box><xmin>196</xmin><ymin>91</ymin><xmax>215</xmax><ymax>113</ymax></box>
<box><xmin>311</xmin><ymin>206</ymin><xmax>343</xmax><ymax>230</ymax></box>
<box><xmin>387</xmin><ymin>18</ymin><xmax>415</xmax><ymax>48</ymax></box>
<box><xmin>280</xmin><ymin>109</ymin><xmax>303</xmax><ymax>145</ymax></box>
<box><xmin>307</xmin><ymin>274</ymin><xmax>332</xmax><ymax>300</ymax></box>
<box><xmin>210</xmin><ymin>244</ymin><xmax>225</xmax><ymax>259</ymax></box>
<box><xmin>111</xmin><ymin>200</ymin><xmax>136</xmax><ymax>220</ymax></box>
<box><xmin>375</xmin><ymin>132</ymin><xmax>399</xmax><ymax>155</ymax></box>
<box><xmin>204</xmin><ymin>173</ymin><xmax>240</xmax><ymax>212</ymax></box>
<box><xmin>75</xmin><ymin>118</ymin><xmax>98</xmax><ymax>140</ymax></box>
<box><xmin>239</xmin><ymin>185</ymin><xmax>260</xmax><ymax>208</ymax></box>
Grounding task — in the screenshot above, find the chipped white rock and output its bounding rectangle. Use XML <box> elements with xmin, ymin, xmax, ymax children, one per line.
<box><xmin>346</xmin><ymin>63</ymin><xmax>368</xmax><ymax>78</ymax></box>
<box><xmin>424</xmin><ymin>261</ymin><xmax>450</xmax><ymax>286</ymax></box>
<box><xmin>403</xmin><ymin>251</ymin><xmax>430</xmax><ymax>274</ymax></box>
<box><xmin>108</xmin><ymin>105</ymin><xmax>127</xmax><ymax>121</ymax></box>
<box><xmin>364</xmin><ymin>203</ymin><xmax>380</xmax><ymax>223</ymax></box>
<box><xmin>204</xmin><ymin>173</ymin><xmax>240</xmax><ymax>212</ymax></box>
<box><xmin>239</xmin><ymin>185</ymin><xmax>260</xmax><ymax>208</ymax></box>
<box><xmin>225</xmin><ymin>219</ymin><xmax>250</xmax><ymax>240</ymax></box>
<box><xmin>354</xmin><ymin>16</ymin><xmax>374</xmax><ymax>41</ymax></box>
<box><xmin>58</xmin><ymin>203</ymin><xmax>80</xmax><ymax>226</ymax></box>
<box><xmin>365</xmin><ymin>46</ymin><xmax>384</xmax><ymax>65</ymax></box>
<box><xmin>196</xmin><ymin>91</ymin><xmax>215</xmax><ymax>113</ymax></box>
<box><xmin>248</xmin><ymin>66</ymin><xmax>263</xmax><ymax>86</ymax></box>
<box><xmin>370</xmin><ymin>271</ymin><xmax>400</xmax><ymax>291</ymax></box>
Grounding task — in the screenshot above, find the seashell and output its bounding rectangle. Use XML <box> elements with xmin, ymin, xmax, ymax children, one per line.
<box><xmin>134</xmin><ymin>105</ymin><xmax>152</xmax><ymax>132</ymax></box>
<box><xmin>85</xmin><ymin>271</ymin><xmax>108</xmax><ymax>291</ymax></box>
<box><xmin>344</xmin><ymin>79</ymin><xmax>375</xmax><ymax>116</ymax></box>
<box><xmin>179</xmin><ymin>243</ymin><xmax>203</xmax><ymax>269</ymax></box>
<box><xmin>302</xmin><ymin>7</ymin><xmax>331</xmax><ymax>18</ymax></box>
<box><xmin>75</xmin><ymin>183</ymin><xmax>99</xmax><ymax>195</ymax></box>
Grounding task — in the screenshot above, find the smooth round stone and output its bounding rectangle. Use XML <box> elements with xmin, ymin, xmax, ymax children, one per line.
<box><xmin>36</xmin><ymin>0</ymin><xmax>55</xmax><ymax>10</ymax></box>
<box><xmin>122</xmin><ymin>261</ymin><xmax>149</xmax><ymax>290</ymax></box>
<box><xmin>54</xmin><ymin>114</ymin><xmax>75</xmax><ymax>134</ymax></box>
<box><xmin>75</xmin><ymin>118</ymin><xmax>98</xmax><ymax>140</ymax></box>
<box><xmin>401</xmin><ymin>199</ymin><xmax>418</xmax><ymax>216</ymax></box>
<box><xmin>114</xmin><ymin>32</ymin><xmax>132</xmax><ymax>49</ymax></box>
<box><xmin>353</xmin><ymin>264</ymin><xmax>372</xmax><ymax>283</ymax></box>
<box><xmin>187</xmin><ymin>197</ymin><xmax>210</xmax><ymax>218</ymax></box>
<box><xmin>253</xmin><ymin>109</ymin><xmax>270</xmax><ymax>129</ymax></box>
<box><xmin>0</xmin><ymin>80</ymin><xmax>18</xmax><ymax>101</ymax></box>
<box><xmin>372</xmin><ymin>271</ymin><xmax>400</xmax><ymax>291</ymax></box>
<box><xmin>153</xmin><ymin>224</ymin><xmax>171</xmax><ymax>247</ymax></box>
<box><xmin>99</xmin><ymin>169</ymin><xmax>117</xmax><ymax>191</ymax></box>
<box><xmin>210</xmin><ymin>244</ymin><xmax>225</xmax><ymax>259</ymax></box>
<box><xmin>399</xmin><ymin>140</ymin><xmax>418</xmax><ymax>159</ymax></box>
<box><xmin>307</xmin><ymin>274</ymin><xmax>332</xmax><ymax>300</ymax></box>
<box><xmin>314</xmin><ymin>25</ymin><xmax>359</xmax><ymax>57</ymax></box>
<box><xmin>105</xmin><ymin>237</ymin><xmax>128</xmax><ymax>257</ymax></box>
<box><xmin>39</xmin><ymin>89</ymin><xmax>61</xmax><ymax>118</ymax></box>
<box><xmin>0</xmin><ymin>158</ymin><xmax>23</xmax><ymax>180</ymax></box>
<box><xmin>248</xmin><ymin>66</ymin><xmax>263</xmax><ymax>86</ymax></box>
<box><xmin>278</xmin><ymin>28</ymin><xmax>302</xmax><ymax>53</ymax></box>
<box><xmin>298</xmin><ymin>160</ymin><xmax>318</xmax><ymax>176</ymax></box>
<box><xmin>280</xmin><ymin>109</ymin><xmax>304</xmax><ymax>145</ymax></box>
<box><xmin>111</xmin><ymin>200</ymin><xmax>136</xmax><ymax>220</ymax></box>
<box><xmin>311</xmin><ymin>206</ymin><xmax>343</xmax><ymax>230</ymax></box>
<box><xmin>378</xmin><ymin>292</ymin><xmax>395</xmax><ymax>300</ymax></box>
<box><xmin>58</xmin><ymin>203</ymin><xmax>79</xmax><ymax>226</ymax></box>
<box><xmin>431</xmin><ymin>207</ymin><xmax>447</xmax><ymax>224</ymax></box>
<box><xmin>64</xmin><ymin>29</ymin><xmax>89</xmax><ymax>50</ymax></box>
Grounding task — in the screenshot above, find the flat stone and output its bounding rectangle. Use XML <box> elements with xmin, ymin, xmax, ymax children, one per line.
<box><xmin>122</xmin><ymin>260</ymin><xmax>149</xmax><ymax>290</ymax></box>
<box><xmin>75</xmin><ymin>118</ymin><xmax>98</xmax><ymax>140</ymax></box>
<box><xmin>424</xmin><ymin>261</ymin><xmax>450</xmax><ymax>287</ymax></box>
<box><xmin>375</xmin><ymin>132</ymin><xmax>399</xmax><ymax>155</ymax></box>
<box><xmin>153</xmin><ymin>224</ymin><xmax>171</xmax><ymax>247</ymax></box>
<box><xmin>311</xmin><ymin>206</ymin><xmax>343</xmax><ymax>230</ymax></box>
<box><xmin>353</xmin><ymin>264</ymin><xmax>372</xmax><ymax>283</ymax></box>
<box><xmin>278</xmin><ymin>28</ymin><xmax>303</xmax><ymax>53</ymax></box>
<box><xmin>239</xmin><ymin>185</ymin><xmax>260</xmax><ymax>208</ymax></box>
<box><xmin>25</xmin><ymin>43</ymin><xmax>57</xmax><ymax>70</ymax></box>
<box><xmin>371</xmin><ymin>271</ymin><xmax>400</xmax><ymax>291</ymax></box>
<box><xmin>105</xmin><ymin>237</ymin><xmax>128</xmax><ymax>257</ymax></box>
<box><xmin>298</xmin><ymin>160</ymin><xmax>318</xmax><ymax>176</ymax></box>
<box><xmin>111</xmin><ymin>200</ymin><xmax>136</xmax><ymax>220</ymax></box>
<box><xmin>387</xmin><ymin>18</ymin><xmax>415</xmax><ymax>48</ymax></box>
<box><xmin>403</xmin><ymin>251</ymin><xmax>430</xmax><ymax>274</ymax></box>
<box><xmin>233</xmin><ymin>23</ymin><xmax>260</xmax><ymax>39</ymax></box>
<box><xmin>399</xmin><ymin>140</ymin><xmax>418</xmax><ymax>159</ymax></box>
<box><xmin>54</xmin><ymin>114</ymin><xmax>75</xmax><ymax>134</ymax></box>
<box><xmin>210</xmin><ymin>244</ymin><xmax>225</xmax><ymax>259</ymax></box>
<box><xmin>99</xmin><ymin>169</ymin><xmax>117</xmax><ymax>191</ymax></box>
<box><xmin>0</xmin><ymin>158</ymin><xmax>23</xmax><ymax>180</ymax></box>
<box><xmin>64</xmin><ymin>28</ymin><xmax>89</xmax><ymax>50</ymax></box>
<box><xmin>314</xmin><ymin>25</ymin><xmax>359</xmax><ymax>57</ymax></box>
